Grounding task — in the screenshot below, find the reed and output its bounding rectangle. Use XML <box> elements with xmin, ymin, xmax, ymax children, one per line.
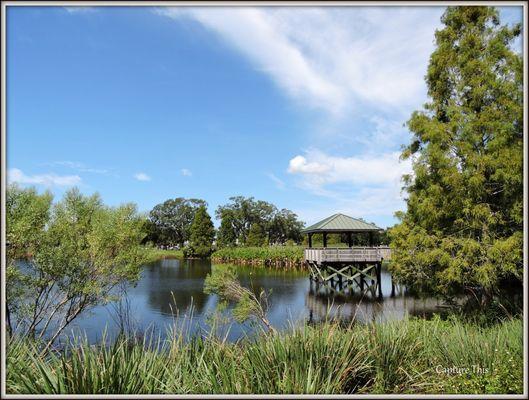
<box><xmin>6</xmin><ymin>317</ymin><xmax>522</xmax><ymax>395</ymax></box>
<box><xmin>211</xmin><ymin>246</ymin><xmax>305</xmax><ymax>269</ymax></box>
<box><xmin>142</xmin><ymin>247</ymin><xmax>184</xmax><ymax>263</ymax></box>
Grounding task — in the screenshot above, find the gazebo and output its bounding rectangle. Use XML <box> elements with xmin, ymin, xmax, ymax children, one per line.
<box><xmin>303</xmin><ymin>213</ymin><xmax>382</xmax><ymax>248</ymax></box>
<box><xmin>302</xmin><ymin>213</ymin><xmax>390</xmax><ymax>298</ymax></box>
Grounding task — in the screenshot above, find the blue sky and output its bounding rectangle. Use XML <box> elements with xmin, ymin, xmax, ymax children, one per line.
<box><xmin>7</xmin><ymin>6</ymin><xmax>523</xmax><ymax>228</ymax></box>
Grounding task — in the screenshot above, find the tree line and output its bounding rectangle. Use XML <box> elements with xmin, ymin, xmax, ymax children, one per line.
<box><xmin>143</xmin><ymin>196</ymin><xmax>306</xmax><ymax>257</ymax></box>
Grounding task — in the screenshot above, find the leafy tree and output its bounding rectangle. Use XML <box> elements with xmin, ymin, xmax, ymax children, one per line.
<box><xmin>6</xmin><ymin>184</ymin><xmax>53</xmax><ymax>335</ymax></box>
<box><xmin>6</xmin><ymin>185</ymin><xmax>146</xmax><ymax>350</ymax></box>
<box><xmin>217</xmin><ymin>209</ymin><xmax>237</xmax><ymax>248</ymax></box>
<box><xmin>389</xmin><ymin>7</ymin><xmax>523</xmax><ymax>301</ymax></box>
<box><xmin>246</xmin><ymin>223</ymin><xmax>267</xmax><ymax>247</ymax></box>
<box><xmin>148</xmin><ymin>198</ymin><xmax>206</xmax><ymax>247</ymax></box>
<box><xmin>216</xmin><ymin>197</ymin><xmax>304</xmax><ymax>246</ymax></box>
<box><xmin>269</xmin><ymin>209</ymin><xmax>304</xmax><ymax>244</ymax></box>
<box><xmin>215</xmin><ymin>196</ymin><xmax>270</xmax><ymax>244</ymax></box>
<box><xmin>186</xmin><ymin>205</ymin><xmax>215</xmax><ymax>258</ymax></box>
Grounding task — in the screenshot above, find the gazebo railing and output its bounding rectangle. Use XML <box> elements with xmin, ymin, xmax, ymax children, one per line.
<box><xmin>304</xmin><ymin>246</ymin><xmax>391</xmax><ymax>263</ymax></box>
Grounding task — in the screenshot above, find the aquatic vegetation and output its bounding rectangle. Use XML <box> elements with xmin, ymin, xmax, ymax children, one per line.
<box><xmin>6</xmin><ymin>317</ymin><xmax>523</xmax><ymax>395</ymax></box>
<box><xmin>142</xmin><ymin>246</ymin><xmax>184</xmax><ymax>263</ymax></box>
<box><xmin>211</xmin><ymin>246</ymin><xmax>305</xmax><ymax>269</ymax></box>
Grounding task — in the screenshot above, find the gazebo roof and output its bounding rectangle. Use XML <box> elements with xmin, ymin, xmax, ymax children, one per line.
<box><xmin>301</xmin><ymin>213</ymin><xmax>382</xmax><ymax>234</ymax></box>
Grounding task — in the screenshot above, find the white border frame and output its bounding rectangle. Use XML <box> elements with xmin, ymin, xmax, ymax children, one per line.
<box><xmin>0</xmin><ymin>1</ymin><xmax>527</xmax><ymax>399</ymax></box>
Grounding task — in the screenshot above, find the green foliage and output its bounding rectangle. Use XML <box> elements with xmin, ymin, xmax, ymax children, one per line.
<box><xmin>268</xmin><ymin>208</ymin><xmax>304</xmax><ymax>244</ymax></box>
<box><xmin>185</xmin><ymin>206</ymin><xmax>215</xmax><ymax>258</ymax></box>
<box><xmin>390</xmin><ymin>7</ymin><xmax>523</xmax><ymax>298</ymax></box>
<box><xmin>212</xmin><ymin>245</ymin><xmax>304</xmax><ymax>266</ymax></box>
<box><xmin>6</xmin><ymin>317</ymin><xmax>522</xmax><ymax>394</ymax></box>
<box><xmin>6</xmin><ymin>185</ymin><xmax>147</xmax><ymax>349</ymax></box>
<box><xmin>367</xmin><ymin>320</ymin><xmax>422</xmax><ymax>392</ymax></box>
<box><xmin>216</xmin><ymin>196</ymin><xmax>304</xmax><ymax>246</ymax></box>
<box><xmin>147</xmin><ymin>198</ymin><xmax>207</xmax><ymax>247</ymax></box>
<box><xmin>419</xmin><ymin>316</ymin><xmax>523</xmax><ymax>394</ymax></box>
<box><xmin>6</xmin><ymin>184</ymin><xmax>53</xmax><ymax>260</ymax></box>
<box><xmin>204</xmin><ymin>266</ymin><xmax>274</xmax><ymax>331</ymax></box>
<box><xmin>245</xmin><ymin>223</ymin><xmax>266</xmax><ymax>247</ymax></box>
<box><xmin>216</xmin><ymin>209</ymin><xmax>237</xmax><ymax>248</ymax></box>
<box><xmin>241</xmin><ymin>323</ymin><xmax>370</xmax><ymax>393</ymax></box>
<box><xmin>141</xmin><ymin>247</ymin><xmax>183</xmax><ymax>263</ymax></box>
<box><xmin>6</xmin><ymin>184</ymin><xmax>54</xmax><ymax>331</ymax></box>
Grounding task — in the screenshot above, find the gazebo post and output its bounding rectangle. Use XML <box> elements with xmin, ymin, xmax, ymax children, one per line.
<box><xmin>308</xmin><ymin>233</ymin><xmax>313</xmax><ymax>248</ymax></box>
<box><xmin>347</xmin><ymin>232</ymin><xmax>352</xmax><ymax>248</ymax></box>
<box><xmin>376</xmin><ymin>262</ymin><xmax>383</xmax><ymax>300</ymax></box>
<box><xmin>323</xmin><ymin>232</ymin><xmax>327</xmax><ymax>248</ymax></box>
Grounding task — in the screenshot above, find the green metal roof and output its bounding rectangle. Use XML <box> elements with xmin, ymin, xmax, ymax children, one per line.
<box><xmin>301</xmin><ymin>213</ymin><xmax>382</xmax><ymax>233</ymax></box>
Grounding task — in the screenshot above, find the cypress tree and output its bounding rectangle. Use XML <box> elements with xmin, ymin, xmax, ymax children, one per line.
<box><xmin>246</xmin><ymin>223</ymin><xmax>267</xmax><ymax>247</ymax></box>
<box><xmin>188</xmin><ymin>206</ymin><xmax>215</xmax><ymax>258</ymax></box>
<box><xmin>390</xmin><ymin>7</ymin><xmax>523</xmax><ymax>300</ymax></box>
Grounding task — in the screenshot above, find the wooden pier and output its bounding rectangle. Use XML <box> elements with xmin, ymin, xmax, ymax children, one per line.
<box><xmin>302</xmin><ymin>214</ymin><xmax>391</xmax><ymax>299</ymax></box>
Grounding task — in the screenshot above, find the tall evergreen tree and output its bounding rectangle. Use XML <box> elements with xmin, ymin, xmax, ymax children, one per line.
<box><xmin>390</xmin><ymin>7</ymin><xmax>523</xmax><ymax>300</ymax></box>
<box><xmin>187</xmin><ymin>205</ymin><xmax>216</xmax><ymax>258</ymax></box>
<box><xmin>246</xmin><ymin>223</ymin><xmax>267</xmax><ymax>247</ymax></box>
<box><xmin>217</xmin><ymin>209</ymin><xmax>237</xmax><ymax>248</ymax></box>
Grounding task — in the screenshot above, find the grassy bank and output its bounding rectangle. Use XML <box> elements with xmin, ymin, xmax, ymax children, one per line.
<box><xmin>211</xmin><ymin>246</ymin><xmax>305</xmax><ymax>269</ymax></box>
<box><xmin>142</xmin><ymin>247</ymin><xmax>184</xmax><ymax>263</ymax></box>
<box><xmin>6</xmin><ymin>317</ymin><xmax>522</xmax><ymax>394</ymax></box>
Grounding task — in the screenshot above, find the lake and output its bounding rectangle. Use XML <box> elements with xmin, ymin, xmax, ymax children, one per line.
<box><xmin>61</xmin><ymin>258</ymin><xmax>447</xmax><ymax>344</ymax></box>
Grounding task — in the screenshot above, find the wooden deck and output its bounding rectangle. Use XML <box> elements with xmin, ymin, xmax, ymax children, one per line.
<box><xmin>304</xmin><ymin>246</ymin><xmax>391</xmax><ymax>263</ymax></box>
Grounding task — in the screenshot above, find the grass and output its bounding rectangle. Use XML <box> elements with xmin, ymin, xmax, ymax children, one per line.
<box><xmin>211</xmin><ymin>246</ymin><xmax>305</xmax><ymax>268</ymax></box>
<box><xmin>142</xmin><ymin>247</ymin><xmax>184</xmax><ymax>263</ymax></box>
<box><xmin>6</xmin><ymin>316</ymin><xmax>523</xmax><ymax>395</ymax></box>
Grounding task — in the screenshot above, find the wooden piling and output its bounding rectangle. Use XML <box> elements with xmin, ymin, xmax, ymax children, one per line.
<box><xmin>376</xmin><ymin>262</ymin><xmax>383</xmax><ymax>300</ymax></box>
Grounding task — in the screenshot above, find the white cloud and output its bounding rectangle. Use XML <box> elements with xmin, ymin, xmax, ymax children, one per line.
<box><xmin>288</xmin><ymin>155</ymin><xmax>330</xmax><ymax>175</ymax></box>
<box><xmin>288</xmin><ymin>149</ymin><xmax>411</xmax><ymax>186</ymax></box>
<box><xmin>8</xmin><ymin>168</ymin><xmax>81</xmax><ymax>187</ymax></box>
<box><xmin>157</xmin><ymin>7</ymin><xmax>444</xmax><ymax>115</ymax></box>
<box><xmin>287</xmin><ymin>150</ymin><xmax>412</xmax><ymax>221</ymax></box>
<box><xmin>134</xmin><ymin>172</ymin><xmax>151</xmax><ymax>181</ymax></box>
<box><xmin>266</xmin><ymin>173</ymin><xmax>286</xmax><ymax>190</ymax></box>
<box><xmin>181</xmin><ymin>168</ymin><xmax>192</xmax><ymax>177</ymax></box>
<box><xmin>48</xmin><ymin>161</ymin><xmax>110</xmax><ymax>175</ymax></box>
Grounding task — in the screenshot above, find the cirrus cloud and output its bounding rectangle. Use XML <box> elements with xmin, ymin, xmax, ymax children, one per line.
<box><xmin>8</xmin><ymin>168</ymin><xmax>81</xmax><ymax>187</ymax></box>
<box><xmin>156</xmin><ymin>7</ymin><xmax>444</xmax><ymax>115</ymax></box>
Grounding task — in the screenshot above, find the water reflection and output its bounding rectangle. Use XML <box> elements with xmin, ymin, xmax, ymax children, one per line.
<box><xmin>66</xmin><ymin>258</ymin><xmax>453</xmax><ymax>343</ymax></box>
<box><xmin>144</xmin><ymin>258</ymin><xmax>211</xmax><ymax>315</ymax></box>
<box><xmin>305</xmin><ymin>292</ymin><xmax>445</xmax><ymax>325</ymax></box>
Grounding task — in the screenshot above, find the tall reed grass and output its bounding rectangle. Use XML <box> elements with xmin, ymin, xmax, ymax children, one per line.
<box><xmin>142</xmin><ymin>247</ymin><xmax>184</xmax><ymax>263</ymax></box>
<box><xmin>6</xmin><ymin>316</ymin><xmax>522</xmax><ymax>395</ymax></box>
<box><xmin>211</xmin><ymin>246</ymin><xmax>305</xmax><ymax>269</ymax></box>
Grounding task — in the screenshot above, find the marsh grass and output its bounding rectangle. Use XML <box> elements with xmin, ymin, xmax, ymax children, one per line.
<box><xmin>211</xmin><ymin>246</ymin><xmax>304</xmax><ymax>268</ymax></box>
<box><xmin>142</xmin><ymin>247</ymin><xmax>184</xmax><ymax>263</ymax></box>
<box><xmin>6</xmin><ymin>316</ymin><xmax>523</xmax><ymax>395</ymax></box>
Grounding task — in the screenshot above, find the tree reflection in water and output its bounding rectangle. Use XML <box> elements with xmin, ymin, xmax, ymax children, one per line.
<box><xmin>63</xmin><ymin>259</ymin><xmax>479</xmax><ymax>344</ymax></box>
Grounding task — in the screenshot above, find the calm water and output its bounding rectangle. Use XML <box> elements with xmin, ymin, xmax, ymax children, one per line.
<box><xmin>61</xmin><ymin>258</ymin><xmax>446</xmax><ymax>344</ymax></box>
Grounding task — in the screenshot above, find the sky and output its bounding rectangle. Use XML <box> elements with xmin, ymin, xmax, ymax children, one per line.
<box><xmin>6</xmin><ymin>5</ymin><xmax>524</xmax><ymax>228</ymax></box>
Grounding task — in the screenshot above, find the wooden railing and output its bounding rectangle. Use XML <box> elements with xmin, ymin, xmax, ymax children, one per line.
<box><xmin>304</xmin><ymin>246</ymin><xmax>391</xmax><ymax>263</ymax></box>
